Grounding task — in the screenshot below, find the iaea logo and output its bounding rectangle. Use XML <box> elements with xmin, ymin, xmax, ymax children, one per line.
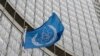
<box><xmin>32</xmin><ymin>25</ymin><xmax>57</xmax><ymax>46</ymax></box>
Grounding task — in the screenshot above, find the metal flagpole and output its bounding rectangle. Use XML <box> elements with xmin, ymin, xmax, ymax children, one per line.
<box><xmin>59</xmin><ymin>0</ymin><xmax>67</xmax><ymax>56</ymax></box>
<box><xmin>5</xmin><ymin>0</ymin><xmax>18</xmax><ymax>56</ymax></box>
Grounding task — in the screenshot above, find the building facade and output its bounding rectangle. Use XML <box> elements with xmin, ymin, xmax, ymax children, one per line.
<box><xmin>0</xmin><ymin>4</ymin><xmax>53</xmax><ymax>56</ymax></box>
<box><xmin>0</xmin><ymin>0</ymin><xmax>100</xmax><ymax>56</ymax></box>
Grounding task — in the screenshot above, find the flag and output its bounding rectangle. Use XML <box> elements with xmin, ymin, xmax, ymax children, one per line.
<box><xmin>23</xmin><ymin>12</ymin><xmax>64</xmax><ymax>48</ymax></box>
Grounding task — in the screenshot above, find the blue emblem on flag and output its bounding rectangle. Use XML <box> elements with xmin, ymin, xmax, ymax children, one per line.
<box><xmin>23</xmin><ymin>12</ymin><xmax>64</xmax><ymax>48</ymax></box>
